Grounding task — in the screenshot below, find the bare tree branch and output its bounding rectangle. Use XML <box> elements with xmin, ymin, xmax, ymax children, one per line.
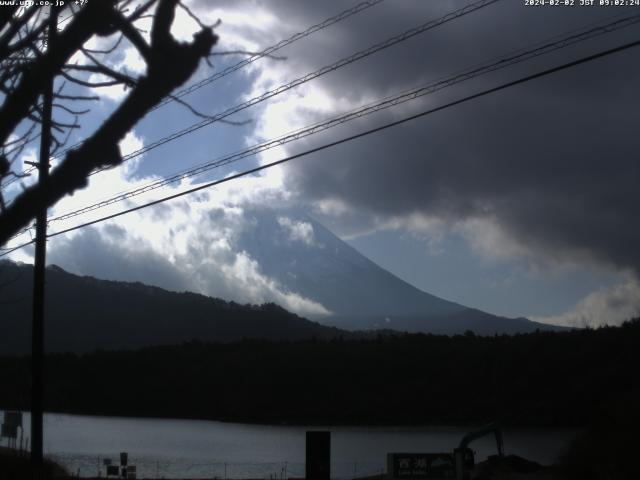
<box><xmin>0</xmin><ymin>6</ymin><xmax>39</xmax><ymax>57</ymax></box>
<box><xmin>63</xmin><ymin>62</ymin><xmax>137</xmax><ymax>87</ymax></box>
<box><xmin>60</xmin><ymin>70</ymin><xmax>128</xmax><ymax>88</ymax></box>
<box><xmin>53</xmin><ymin>104</ymin><xmax>91</xmax><ymax>116</ymax></box>
<box><xmin>53</xmin><ymin>93</ymin><xmax>100</xmax><ymax>101</ymax></box>
<box><xmin>82</xmin><ymin>34</ymin><xmax>124</xmax><ymax>55</ymax></box>
<box><xmin>0</xmin><ymin>1</ymin><xmax>119</xmax><ymax>145</ymax></box>
<box><xmin>110</xmin><ymin>9</ymin><xmax>154</xmax><ymax>64</ymax></box>
<box><xmin>0</xmin><ymin>0</ymin><xmax>219</xmax><ymax>245</ymax></box>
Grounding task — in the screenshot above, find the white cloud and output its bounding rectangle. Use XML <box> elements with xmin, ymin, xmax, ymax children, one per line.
<box><xmin>218</xmin><ymin>251</ymin><xmax>330</xmax><ymax>316</ymax></box>
<box><xmin>533</xmin><ymin>278</ymin><xmax>640</xmax><ymax>328</ymax></box>
<box><xmin>69</xmin><ymin>198</ymin><xmax>331</xmax><ymax>317</ymax></box>
<box><xmin>278</xmin><ymin>216</ymin><xmax>317</xmax><ymax>247</ymax></box>
<box><xmin>170</xmin><ymin>5</ymin><xmax>202</xmax><ymax>42</ymax></box>
<box><xmin>4</xmin><ymin>125</ymin><xmax>330</xmax><ymax>318</ymax></box>
<box><xmin>120</xmin><ymin>46</ymin><xmax>147</xmax><ymax>76</ymax></box>
<box><xmin>7</xmin><ymin>0</ymin><xmax>634</xmax><ymax>327</ymax></box>
<box><xmin>455</xmin><ymin>217</ymin><xmax>535</xmax><ymax>264</ymax></box>
<box><xmin>199</xmin><ymin>6</ymin><xmax>281</xmax><ymax>53</ymax></box>
<box><xmin>4</xmin><ymin>2</ymin><xmax>340</xmax><ymax>317</ymax></box>
<box><xmin>118</xmin><ymin>131</ymin><xmax>145</xmax><ymax>177</ymax></box>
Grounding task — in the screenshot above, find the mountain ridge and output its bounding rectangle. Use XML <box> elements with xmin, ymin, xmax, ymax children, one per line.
<box><xmin>0</xmin><ymin>208</ymin><xmax>569</xmax><ymax>356</ymax></box>
<box><xmin>0</xmin><ymin>260</ymin><xmax>352</xmax><ymax>355</ymax></box>
<box><xmin>0</xmin><ymin>251</ymin><xmax>566</xmax><ymax>357</ymax></box>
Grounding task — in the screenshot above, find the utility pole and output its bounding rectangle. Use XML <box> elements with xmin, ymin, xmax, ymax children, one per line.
<box><xmin>31</xmin><ymin>4</ymin><xmax>57</xmax><ymax>470</ymax></box>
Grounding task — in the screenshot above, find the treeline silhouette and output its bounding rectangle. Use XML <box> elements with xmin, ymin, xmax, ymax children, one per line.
<box><xmin>0</xmin><ymin>262</ymin><xmax>352</xmax><ymax>355</ymax></box>
<box><xmin>0</xmin><ymin>261</ymin><xmax>566</xmax><ymax>357</ymax></box>
<box><xmin>1</xmin><ymin>319</ymin><xmax>638</xmax><ymax>426</ymax></box>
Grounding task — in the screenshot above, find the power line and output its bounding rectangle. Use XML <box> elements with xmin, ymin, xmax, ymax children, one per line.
<box><xmin>2</xmin><ymin>0</ymin><xmax>486</xmax><ymax>192</ymax></box>
<box><xmin>105</xmin><ymin>0</ymin><xmax>501</xmax><ymax>164</ymax></box>
<box><xmin>0</xmin><ymin>241</ymin><xmax>33</xmax><ymax>257</ymax></box>
<box><xmin>7</xmin><ymin>9</ymin><xmax>639</xmax><ymax>242</ymax></box>
<box><xmin>153</xmin><ymin>0</ymin><xmax>386</xmax><ymax>111</ymax></box>
<box><xmin>36</xmin><ymin>12</ymin><xmax>640</xmax><ymax>229</ymax></box>
<box><xmin>7</xmin><ymin>10</ymin><xmax>640</xmax><ymax>243</ymax></box>
<box><xmin>25</xmin><ymin>0</ymin><xmax>387</xmax><ymax>173</ymax></box>
<box><xmin>46</xmin><ymin>0</ymin><xmax>500</xmax><ymax>175</ymax></box>
<box><xmin>3</xmin><ymin>36</ymin><xmax>638</xmax><ymax>257</ymax></box>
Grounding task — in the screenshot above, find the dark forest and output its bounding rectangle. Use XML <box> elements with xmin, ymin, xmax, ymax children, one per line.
<box><xmin>1</xmin><ymin>319</ymin><xmax>638</xmax><ymax>427</ymax></box>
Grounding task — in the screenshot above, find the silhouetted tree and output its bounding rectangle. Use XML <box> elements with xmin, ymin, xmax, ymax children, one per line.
<box><xmin>0</xmin><ymin>0</ymin><xmax>218</xmax><ymax>246</ymax></box>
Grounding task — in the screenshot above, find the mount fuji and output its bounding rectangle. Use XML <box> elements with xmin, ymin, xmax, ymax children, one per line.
<box><xmin>235</xmin><ymin>208</ymin><xmax>564</xmax><ymax>335</ymax></box>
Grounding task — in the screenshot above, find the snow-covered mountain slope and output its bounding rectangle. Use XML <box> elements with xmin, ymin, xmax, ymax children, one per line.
<box><xmin>236</xmin><ymin>209</ymin><xmax>566</xmax><ymax>335</ymax></box>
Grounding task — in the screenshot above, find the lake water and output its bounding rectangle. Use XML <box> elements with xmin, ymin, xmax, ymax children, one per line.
<box><xmin>2</xmin><ymin>411</ymin><xmax>578</xmax><ymax>479</ymax></box>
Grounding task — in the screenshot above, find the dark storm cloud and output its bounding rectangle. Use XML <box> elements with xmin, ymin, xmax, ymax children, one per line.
<box><xmin>230</xmin><ymin>0</ymin><xmax>640</xmax><ymax>274</ymax></box>
<box><xmin>227</xmin><ymin>0</ymin><xmax>629</xmax><ymax>102</ymax></box>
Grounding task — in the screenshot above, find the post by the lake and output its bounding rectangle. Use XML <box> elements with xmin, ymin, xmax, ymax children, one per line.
<box><xmin>306</xmin><ymin>431</ymin><xmax>330</xmax><ymax>480</ymax></box>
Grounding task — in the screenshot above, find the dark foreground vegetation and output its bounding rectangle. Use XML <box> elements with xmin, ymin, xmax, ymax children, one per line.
<box><xmin>0</xmin><ymin>448</ymin><xmax>67</xmax><ymax>479</ymax></box>
<box><xmin>1</xmin><ymin>319</ymin><xmax>638</xmax><ymax>427</ymax></box>
<box><xmin>558</xmin><ymin>406</ymin><xmax>640</xmax><ymax>480</ymax></box>
<box><xmin>1</xmin><ymin>322</ymin><xmax>639</xmax><ymax>479</ymax></box>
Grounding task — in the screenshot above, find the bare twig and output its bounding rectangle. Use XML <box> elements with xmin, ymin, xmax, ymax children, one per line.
<box><xmin>53</xmin><ymin>104</ymin><xmax>91</xmax><ymax>116</ymax></box>
<box><xmin>53</xmin><ymin>93</ymin><xmax>100</xmax><ymax>101</ymax></box>
<box><xmin>60</xmin><ymin>70</ymin><xmax>129</xmax><ymax>88</ymax></box>
<box><xmin>178</xmin><ymin>1</ymin><xmax>219</xmax><ymax>30</ymax></box>
<box><xmin>64</xmin><ymin>62</ymin><xmax>138</xmax><ymax>87</ymax></box>
<box><xmin>82</xmin><ymin>34</ymin><xmax>125</xmax><ymax>55</ymax></box>
<box><xmin>167</xmin><ymin>93</ymin><xmax>253</xmax><ymax>125</ymax></box>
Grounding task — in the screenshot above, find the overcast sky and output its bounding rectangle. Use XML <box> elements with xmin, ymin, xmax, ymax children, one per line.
<box><xmin>4</xmin><ymin>0</ymin><xmax>640</xmax><ymax>326</ymax></box>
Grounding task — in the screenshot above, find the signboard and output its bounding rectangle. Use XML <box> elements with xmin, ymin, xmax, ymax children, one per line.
<box><xmin>387</xmin><ymin>453</ymin><xmax>456</xmax><ymax>479</ymax></box>
<box><xmin>121</xmin><ymin>466</ymin><xmax>136</xmax><ymax>479</ymax></box>
<box><xmin>1</xmin><ymin>424</ymin><xmax>18</xmax><ymax>439</ymax></box>
<box><xmin>4</xmin><ymin>411</ymin><xmax>23</xmax><ymax>428</ymax></box>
